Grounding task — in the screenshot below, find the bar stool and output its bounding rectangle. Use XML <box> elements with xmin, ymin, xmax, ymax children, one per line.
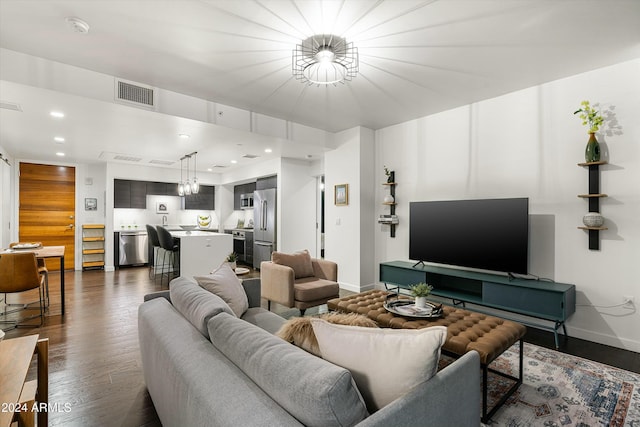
<box><xmin>145</xmin><ymin>225</ymin><xmax>163</xmax><ymax>279</ymax></box>
<box><xmin>156</xmin><ymin>226</ymin><xmax>180</xmax><ymax>286</ymax></box>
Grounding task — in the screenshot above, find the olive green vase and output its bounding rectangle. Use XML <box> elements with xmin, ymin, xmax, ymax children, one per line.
<box><xmin>585</xmin><ymin>132</ymin><xmax>601</xmax><ymax>163</ymax></box>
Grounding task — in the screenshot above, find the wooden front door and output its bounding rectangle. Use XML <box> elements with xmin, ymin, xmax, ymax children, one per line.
<box><xmin>19</xmin><ymin>163</ymin><xmax>75</xmax><ymax>270</ymax></box>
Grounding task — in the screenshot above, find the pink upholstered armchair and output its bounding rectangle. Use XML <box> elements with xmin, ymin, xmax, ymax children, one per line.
<box><xmin>260</xmin><ymin>250</ymin><xmax>339</xmax><ymax>316</ymax></box>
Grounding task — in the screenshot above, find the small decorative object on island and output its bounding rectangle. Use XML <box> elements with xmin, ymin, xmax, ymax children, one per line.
<box><xmin>583</xmin><ymin>212</ymin><xmax>604</xmax><ymax>228</ymax></box>
<box><xmin>226</xmin><ymin>252</ymin><xmax>237</xmax><ymax>271</ymax></box>
<box><xmin>409</xmin><ymin>282</ymin><xmax>433</xmax><ymax>308</ymax></box>
<box><xmin>574</xmin><ymin>100</ymin><xmax>604</xmax><ymax>162</ymax></box>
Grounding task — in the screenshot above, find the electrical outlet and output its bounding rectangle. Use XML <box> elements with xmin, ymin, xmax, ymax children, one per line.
<box><xmin>623</xmin><ymin>296</ymin><xmax>635</xmax><ymax>307</ymax></box>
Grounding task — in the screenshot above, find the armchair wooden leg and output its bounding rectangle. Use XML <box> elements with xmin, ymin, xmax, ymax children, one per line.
<box><xmin>267</xmin><ymin>300</ymin><xmax>271</xmax><ymax>311</ymax></box>
<box><xmin>300</xmin><ymin>308</ymin><xmax>306</xmax><ymax>316</ymax></box>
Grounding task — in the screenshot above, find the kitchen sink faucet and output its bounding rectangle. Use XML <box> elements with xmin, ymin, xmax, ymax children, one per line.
<box><xmin>162</xmin><ymin>215</ymin><xmax>168</xmax><ymax>226</ymax></box>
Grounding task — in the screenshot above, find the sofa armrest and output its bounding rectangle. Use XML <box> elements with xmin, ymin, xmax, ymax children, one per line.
<box><xmin>241</xmin><ymin>278</ymin><xmax>262</xmax><ymax>308</ymax></box>
<box><xmin>311</xmin><ymin>258</ymin><xmax>337</xmax><ymax>281</ymax></box>
<box><xmin>144</xmin><ymin>290</ymin><xmax>171</xmax><ymax>303</ymax></box>
<box><xmin>357</xmin><ymin>351</ymin><xmax>481</xmax><ymax>427</ymax></box>
<box><xmin>260</xmin><ymin>261</ymin><xmax>295</xmax><ymax>307</ymax></box>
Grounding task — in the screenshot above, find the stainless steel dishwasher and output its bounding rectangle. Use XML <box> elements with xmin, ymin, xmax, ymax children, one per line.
<box><xmin>118</xmin><ymin>231</ymin><xmax>148</xmax><ymax>266</ymax></box>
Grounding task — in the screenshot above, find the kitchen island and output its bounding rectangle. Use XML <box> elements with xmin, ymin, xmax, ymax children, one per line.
<box><xmin>170</xmin><ymin>231</ymin><xmax>233</xmax><ymax>278</ymax></box>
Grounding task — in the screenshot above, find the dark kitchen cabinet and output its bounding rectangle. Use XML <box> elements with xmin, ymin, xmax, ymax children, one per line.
<box><xmin>114</xmin><ymin>179</ymin><xmax>146</xmax><ymax>209</ymax></box>
<box><xmin>146</xmin><ymin>181</ymin><xmax>168</xmax><ymax>195</ymax></box>
<box><xmin>184</xmin><ymin>185</ymin><xmax>215</xmax><ymax>210</ymax></box>
<box><xmin>146</xmin><ymin>181</ymin><xmax>180</xmax><ymax>197</ymax></box>
<box><xmin>233</xmin><ymin>182</ymin><xmax>256</xmax><ymax>210</ymax></box>
<box><xmin>256</xmin><ymin>175</ymin><xmax>277</xmax><ymax>190</ymax></box>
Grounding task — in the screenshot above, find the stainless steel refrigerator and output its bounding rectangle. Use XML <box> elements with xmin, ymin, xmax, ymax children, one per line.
<box><xmin>253</xmin><ymin>188</ymin><xmax>276</xmax><ymax>269</ymax></box>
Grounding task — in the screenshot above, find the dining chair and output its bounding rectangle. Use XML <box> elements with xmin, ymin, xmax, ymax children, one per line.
<box><xmin>156</xmin><ymin>226</ymin><xmax>180</xmax><ymax>286</ymax></box>
<box><xmin>9</xmin><ymin>242</ymin><xmax>49</xmax><ymax>307</ymax></box>
<box><xmin>0</xmin><ymin>252</ymin><xmax>46</xmax><ymax>328</ymax></box>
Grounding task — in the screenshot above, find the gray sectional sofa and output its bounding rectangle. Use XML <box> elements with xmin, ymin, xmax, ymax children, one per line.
<box><xmin>138</xmin><ymin>277</ymin><xmax>481</xmax><ymax>427</ymax></box>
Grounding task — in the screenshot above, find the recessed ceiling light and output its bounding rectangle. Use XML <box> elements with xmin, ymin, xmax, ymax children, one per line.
<box><xmin>230</xmin><ymin>160</ymin><xmax>237</xmax><ymax>164</ymax></box>
<box><xmin>178</xmin><ymin>134</ymin><xmax>190</xmax><ymax>139</ymax></box>
<box><xmin>207</xmin><ymin>168</ymin><xmax>213</xmax><ymax>172</ymax></box>
<box><xmin>50</xmin><ymin>111</ymin><xmax>65</xmax><ymax>118</ymax></box>
<box><xmin>56</xmin><ymin>152</ymin><xmax>65</xmax><ymax>157</ymax></box>
<box><xmin>54</xmin><ymin>136</ymin><xmax>65</xmax><ymax>143</ymax></box>
<box><xmin>264</xmin><ymin>148</ymin><xmax>272</xmax><ymax>153</ymax></box>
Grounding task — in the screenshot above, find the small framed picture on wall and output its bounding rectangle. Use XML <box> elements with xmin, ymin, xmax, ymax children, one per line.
<box><xmin>85</xmin><ymin>198</ymin><xmax>97</xmax><ymax>211</ymax></box>
<box><xmin>334</xmin><ymin>184</ymin><xmax>348</xmax><ymax>206</ymax></box>
<box><xmin>156</xmin><ymin>201</ymin><xmax>169</xmax><ymax>214</ymax></box>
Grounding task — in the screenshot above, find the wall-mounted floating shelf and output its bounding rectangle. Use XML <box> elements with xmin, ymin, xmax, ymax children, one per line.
<box><xmin>577</xmin><ymin>161</ymin><xmax>608</xmax><ymax>250</ymax></box>
<box><xmin>379</xmin><ymin>171</ymin><xmax>397</xmax><ymax>237</ymax></box>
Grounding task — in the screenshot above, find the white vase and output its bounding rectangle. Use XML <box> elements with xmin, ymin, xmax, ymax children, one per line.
<box><xmin>583</xmin><ymin>212</ymin><xmax>604</xmax><ymax>227</ymax></box>
<box><xmin>383</xmin><ymin>194</ymin><xmax>395</xmax><ymax>203</ymax></box>
<box><xmin>415</xmin><ymin>296</ymin><xmax>428</xmax><ymax>308</ymax></box>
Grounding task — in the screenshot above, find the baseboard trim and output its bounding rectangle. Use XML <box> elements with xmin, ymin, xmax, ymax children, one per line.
<box><xmin>339</xmin><ymin>282</ymin><xmax>375</xmax><ymax>293</ymax></box>
<box><xmin>567</xmin><ymin>326</ymin><xmax>640</xmax><ymax>353</ymax></box>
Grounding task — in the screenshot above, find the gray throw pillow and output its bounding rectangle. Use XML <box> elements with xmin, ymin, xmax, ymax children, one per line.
<box><xmin>195</xmin><ymin>263</ymin><xmax>249</xmax><ymax>317</ymax></box>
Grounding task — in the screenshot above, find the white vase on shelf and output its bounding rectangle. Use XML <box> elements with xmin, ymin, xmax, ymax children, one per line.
<box><xmin>383</xmin><ymin>194</ymin><xmax>395</xmax><ymax>204</ymax></box>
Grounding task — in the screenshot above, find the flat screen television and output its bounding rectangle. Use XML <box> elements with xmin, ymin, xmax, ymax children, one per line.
<box><xmin>409</xmin><ymin>198</ymin><xmax>529</xmax><ymax>275</ymax></box>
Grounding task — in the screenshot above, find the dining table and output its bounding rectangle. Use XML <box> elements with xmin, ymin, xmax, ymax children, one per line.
<box><xmin>2</xmin><ymin>245</ymin><xmax>66</xmax><ymax>315</ymax></box>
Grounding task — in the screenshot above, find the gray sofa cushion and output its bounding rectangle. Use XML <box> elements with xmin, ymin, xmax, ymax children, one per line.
<box><xmin>139</xmin><ymin>298</ymin><xmax>303</xmax><ymax>427</ymax></box>
<box><xmin>170</xmin><ymin>278</ymin><xmax>234</xmax><ymax>338</ymax></box>
<box><xmin>208</xmin><ymin>312</ymin><xmax>369</xmax><ymax>427</ymax></box>
<box><xmin>241</xmin><ymin>307</ymin><xmax>286</xmax><ymax>334</ymax></box>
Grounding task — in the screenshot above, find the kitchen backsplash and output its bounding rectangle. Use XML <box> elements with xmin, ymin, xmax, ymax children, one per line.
<box><xmin>223</xmin><ymin>209</ymin><xmax>255</xmax><ymax>230</ymax></box>
<box><xmin>114</xmin><ymin>195</ymin><xmax>219</xmax><ymax>230</ymax></box>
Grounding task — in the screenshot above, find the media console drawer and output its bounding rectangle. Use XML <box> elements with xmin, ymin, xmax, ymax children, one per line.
<box><xmin>482</xmin><ymin>281</ymin><xmax>569</xmax><ymax>320</ymax></box>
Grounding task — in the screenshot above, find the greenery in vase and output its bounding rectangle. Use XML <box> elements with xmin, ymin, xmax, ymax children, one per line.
<box><xmin>409</xmin><ymin>282</ymin><xmax>433</xmax><ymax>298</ymax></box>
<box><xmin>573</xmin><ymin>100</ymin><xmax>604</xmax><ymax>133</ymax></box>
<box><xmin>226</xmin><ymin>252</ymin><xmax>237</xmax><ymax>262</ymax></box>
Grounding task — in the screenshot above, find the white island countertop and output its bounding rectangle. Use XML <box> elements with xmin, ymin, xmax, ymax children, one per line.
<box><xmin>170</xmin><ymin>230</ymin><xmax>226</xmax><ymax>238</ymax></box>
<box><xmin>170</xmin><ymin>231</ymin><xmax>232</xmax><ymax>278</ymax></box>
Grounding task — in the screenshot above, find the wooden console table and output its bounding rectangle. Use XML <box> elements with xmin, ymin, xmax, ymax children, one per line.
<box><xmin>0</xmin><ymin>334</ymin><xmax>49</xmax><ymax>427</ymax></box>
<box><xmin>380</xmin><ymin>261</ymin><xmax>576</xmax><ymax>348</ymax></box>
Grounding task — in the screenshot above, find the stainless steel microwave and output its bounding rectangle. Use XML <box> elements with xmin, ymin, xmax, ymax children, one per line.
<box><xmin>240</xmin><ymin>193</ymin><xmax>254</xmax><ymax>209</ymax></box>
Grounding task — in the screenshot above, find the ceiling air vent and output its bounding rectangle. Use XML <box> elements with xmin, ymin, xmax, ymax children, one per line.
<box><xmin>113</xmin><ymin>155</ymin><xmax>142</xmax><ymax>162</ymax></box>
<box><xmin>242</xmin><ymin>154</ymin><xmax>259</xmax><ymax>159</ymax></box>
<box><xmin>0</xmin><ymin>101</ymin><xmax>22</xmax><ymax>112</ymax></box>
<box><xmin>211</xmin><ymin>165</ymin><xmax>228</xmax><ymax>169</ymax></box>
<box><xmin>149</xmin><ymin>159</ymin><xmax>174</xmax><ymax>166</ymax></box>
<box><xmin>116</xmin><ymin>79</ymin><xmax>155</xmax><ymax>107</ymax></box>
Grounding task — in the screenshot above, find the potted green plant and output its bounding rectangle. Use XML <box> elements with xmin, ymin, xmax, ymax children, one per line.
<box><xmin>409</xmin><ymin>282</ymin><xmax>433</xmax><ymax>308</ymax></box>
<box><xmin>226</xmin><ymin>252</ymin><xmax>238</xmax><ymax>271</ymax></box>
<box><xmin>383</xmin><ymin>165</ymin><xmax>394</xmax><ymax>183</ymax></box>
<box><xmin>573</xmin><ymin>100</ymin><xmax>604</xmax><ymax>162</ymax></box>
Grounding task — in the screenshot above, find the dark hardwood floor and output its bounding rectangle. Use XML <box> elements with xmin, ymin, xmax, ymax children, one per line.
<box><xmin>2</xmin><ymin>266</ymin><xmax>638</xmax><ymax>426</ymax></box>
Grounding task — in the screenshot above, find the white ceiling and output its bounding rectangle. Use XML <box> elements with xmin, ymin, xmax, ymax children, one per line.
<box><xmin>1</xmin><ymin>0</ymin><xmax>639</xmax><ymax>171</ymax></box>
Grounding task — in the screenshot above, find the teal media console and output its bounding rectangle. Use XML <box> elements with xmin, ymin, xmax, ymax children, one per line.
<box><xmin>380</xmin><ymin>261</ymin><xmax>576</xmax><ymax>348</ymax></box>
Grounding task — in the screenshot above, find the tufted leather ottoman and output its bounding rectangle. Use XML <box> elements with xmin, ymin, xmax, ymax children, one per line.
<box><xmin>328</xmin><ymin>289</ymin><xmax>526</xmax><ymax>422</ymax></box>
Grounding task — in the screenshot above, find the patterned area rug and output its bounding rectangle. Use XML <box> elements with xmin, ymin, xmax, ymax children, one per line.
<box><xmin>441</xmin><ymin>342</ymin><xmax>640</xmax><ymax>426</ymax></box>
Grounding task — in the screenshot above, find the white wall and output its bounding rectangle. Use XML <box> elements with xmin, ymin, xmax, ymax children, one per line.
<box><xmin>280</xmin><ymin>158</ymin><xmax>318</xmax><ymax>256</ymax></box>
<box><xmin>0</xmin><ymin>145</ymin><xmax>14</xmax><ymax>248</ymax></box>
<box><xmin>325</xmin><ymin>127</ymin><xmax>376</xmax><ymax>291</ymax></box>
<box><xmin>374</xmin><ymin>59</ymin><xmax>640</xmax><ymax>351</ymax></box>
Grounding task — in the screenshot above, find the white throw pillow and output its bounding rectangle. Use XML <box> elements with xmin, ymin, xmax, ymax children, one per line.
<box><xmin>310</xmin><ymin>319</ymin><xmax>446</xmax><ymax>412</ymax></box>
<box><xmin>194</xmin><ymin>263</ymin><xmax>249</xmax><ymax>317</ymax></box>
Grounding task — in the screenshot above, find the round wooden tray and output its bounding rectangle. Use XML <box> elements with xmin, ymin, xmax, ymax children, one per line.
<box><xmin>234</xmin><ymin>267</ymin><xmax>250</xmax><ymax>275</ymax></box>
